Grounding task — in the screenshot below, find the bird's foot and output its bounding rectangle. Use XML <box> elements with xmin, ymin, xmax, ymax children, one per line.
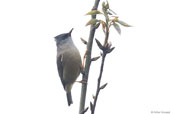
<box><xmin>81</xmin><ymin>70</ymin><xmax>85</xmax><ymax>75</ymax></box>
<box><xmin>76</xmin><ymin>79</ymin><xmax>87</xmax><ymax>84</ymax></box>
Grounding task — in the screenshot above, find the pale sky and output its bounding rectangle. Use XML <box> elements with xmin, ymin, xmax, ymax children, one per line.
<box><xmin>0</xmin><ymin>0</ymin><xmax>171</xmax><ymax>114</ymax></box>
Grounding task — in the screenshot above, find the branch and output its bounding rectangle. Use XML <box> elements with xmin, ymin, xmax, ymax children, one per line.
<box><xmin>80</xmin><ymin>1</ymin><xmax>131</xmax><ymax>113</ymax></box>
<box><xmin>91</xmin><ymin>15</ymin><xmax>114</xmax><ymax>114</ymax></box>
<box><xmin>91</xmin><ymin>52</ymin><xmax>107</xmax><ymax>114</ymax></box>
<box><xmin>79</xmin><ymin>0</ymin><xmax>101</xmax><ymax>114</ymax></box>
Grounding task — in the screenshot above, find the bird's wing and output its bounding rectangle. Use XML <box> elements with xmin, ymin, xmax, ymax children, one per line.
<box><xmin>57</xmin><ymin>54</ymin><xmax>65</xmax><ymax>89</ymax></box>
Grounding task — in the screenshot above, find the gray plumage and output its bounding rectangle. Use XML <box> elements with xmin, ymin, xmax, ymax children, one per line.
<box><xmin>54</xmin><ymin>29</ymin><xmax>82</xmax><ymax>106</ymax></box>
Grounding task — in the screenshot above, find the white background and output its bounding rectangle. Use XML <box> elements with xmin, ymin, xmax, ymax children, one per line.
<box><xmin>0</xmin><ymin>0</ymin><xmax>171</xmax><ymax>114</ymax></box>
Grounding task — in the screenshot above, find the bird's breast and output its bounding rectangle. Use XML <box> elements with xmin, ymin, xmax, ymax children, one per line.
<box><xmin>59</xmin><ymin>47</ymin><xmax>82</xmax><ymax>84</ymax></box>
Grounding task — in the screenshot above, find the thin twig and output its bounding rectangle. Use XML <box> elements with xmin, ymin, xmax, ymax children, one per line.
<box><xmin>91</xmin><ymin>14</ymin><xmax>110</xmax><ymax>114</ymax></box>
<box><xmin>91</xmin><ymin>53</ymin><xmax>107</xmax><ymax>114</ymax></box>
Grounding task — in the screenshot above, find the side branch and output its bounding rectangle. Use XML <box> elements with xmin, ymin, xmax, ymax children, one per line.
<box><xmin>91</xmin><ymin>53</ymin><xmax>107</xmax><ymax>114</ymax></box>
<box><xmin>90</xmin><ymin>15</ymin><xmax>114</xmax><ymax>114</ymax></box>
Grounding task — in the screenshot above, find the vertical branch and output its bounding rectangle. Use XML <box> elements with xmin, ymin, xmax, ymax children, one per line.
<box><xmin>91</xmin><ymin>22</ymin><xmax>110</xmax><ymax>114</ymax></box>
<box><xmin>91</xmin><ymin>53</ymin><xmax>106</xmax><ymax>114</ymax></box>
<box><xmin>103</xmin><ymin>11</ymin><xmax>109</xmax><ymax>46</ymax></box>
<box><xmin>103</xmin><ymin>27</ymin><xmax>109</xmax><ymax>46</ymax></box>
<box><xmin>79</xmin><ymin>0</ymin><xmax>101</xmax><ymax>114</ymax></box>
<box><xmin>80</xmin><ymin>1</ymin><xmax>131</xmax><ymax>113</ymax></box>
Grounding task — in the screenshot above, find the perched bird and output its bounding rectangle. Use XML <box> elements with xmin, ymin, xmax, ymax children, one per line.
<box><xmin>54</xmin><ymin>28</ymin><xmax>82</xmax><ymax>106</ymax></box>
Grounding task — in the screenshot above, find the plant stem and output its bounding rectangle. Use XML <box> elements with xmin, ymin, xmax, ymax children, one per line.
<box><xmin>91</xmin><ymin>53</ymin><xmax>106</xmax><ymax>114</ymax></box>
<box><xmin>79</xmin><ymin>0</ymin><xmax>101</xmax><ymax>114</ymax></box>
<box><xmin>91</xmin><ymin>14</ymin><xmax>110</xmax><ymax>114</ymax></box>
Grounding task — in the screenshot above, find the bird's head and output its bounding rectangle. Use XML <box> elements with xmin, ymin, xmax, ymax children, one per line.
<box><xmin>54</xmin><ymin>28</ymin><xmax>74</xmax><ymax>47</ymax></box>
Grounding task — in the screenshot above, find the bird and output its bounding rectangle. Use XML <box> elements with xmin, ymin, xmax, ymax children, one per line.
<box><xmin>54</xmin><ymin>28</ymin><xmax>82</xmax><ymax>106</ymax></box>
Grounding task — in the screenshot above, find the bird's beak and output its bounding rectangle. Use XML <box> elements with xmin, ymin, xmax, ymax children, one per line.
<box><xmin>69</xmin><ymin>28</ymin><xmax>74</xmax><ymax>35</ymax></box>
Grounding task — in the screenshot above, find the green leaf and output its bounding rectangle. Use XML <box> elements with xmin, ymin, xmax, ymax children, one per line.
<box><xmin>80</xmin><ymin>38</ymin><xmax>87</xmax><ymax>45</ymax></box>
<box><xmin>90</xmin><ymin>102</ymin><xmax>94</xmax><ymax>111</ymax></box>
<box><xmin>86</xmin><ymin>19</ymin><xmax>99</xmax><ymax>26</ymax></box>
<box><xmin>82</xmin><ymin>107</ymin><xmax>89</xmax><ymax>114</ymax></box>
<box><xmin>109</xmin><ymin>8</ymin><xmax>117</xmax><ymax>15</ymax></box>
<box><xmin>91</xmin><ymin>56</ymin><xmax>100</xmax><ymax>61</ymax></box>
<box><xmin>116</xmin><ymin>19</ymin><xmax>132</xmax><ymax>27</ymax></box>
<box><xmin>95</xmin><ymin>39</ymin><xmax>104</xmax><ymax>50</ymax></box>
<box><xmin>106</xmin><ymin>0</ymin><xmax>109</xmax><ymax>9</ymax></box>
<box><xmin>102</xmin><ymin>1</ymin><xmax>109</xmax><ymax>9</ymax></box>
<box><xmin>113</xmin><ymin>22</ymin><xmax>121</xmax><ymax>35</ymax></box>
<box><xmin>92</xmin><ymin>95</ymin><xmax>95</xmax><ymax>99</ymax></box>
<box><xmin>107</xmin><ymin>11</ymin><xmax>112</xmax><ymax>15</ymax></box>
<box><xmin>106</xmin><ymin>47</ymin><xmax>115</xmax><ymax>53</ymax></box>
<box><xmin>95</xmin><ymin>22</ymin><xmax>100</xmax><ymax>29</ymax></box>
<box><xmin>100</xmin><ymin>83</ymin><xmax>108</xmax><ymax>89</ymax></box>
<box><xmin>86</xmin><ymin>10</ymin><xmax>102</xmax><ymax>15</ymax></box>
<box><xmin>102</xmin><ymin>2</ymin><xmax>106</xmax><ymax>8</ymax></box>
<box><xmin>100</xmin><ymin>20</ymin><xmax>106</xmax><ymax>33</ymax></box>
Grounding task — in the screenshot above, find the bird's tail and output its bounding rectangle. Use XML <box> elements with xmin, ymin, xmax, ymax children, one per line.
<box><xmin>66</xmin><ymin>92</ymin><xmax>73</xmax><ymax>106</ymax></box>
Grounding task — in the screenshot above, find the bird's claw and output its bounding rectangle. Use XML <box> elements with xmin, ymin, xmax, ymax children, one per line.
<box><xmin>76</xmin><ymin>79</ymin><xmax>87</xmax><ymax>84</ymax></box>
